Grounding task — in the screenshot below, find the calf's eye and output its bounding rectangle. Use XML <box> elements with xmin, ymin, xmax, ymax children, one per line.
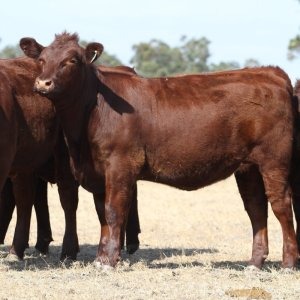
<box><xmin>70</xmin><ymin>58</ymin><xmax>78</xmax><ymax>64</ymax></box>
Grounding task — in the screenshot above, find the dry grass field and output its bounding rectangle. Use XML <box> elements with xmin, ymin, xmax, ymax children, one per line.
<box><xmin>0</xmin><ymin>176</ymin><xmax>299</xmax><ymax>299</ymax></box>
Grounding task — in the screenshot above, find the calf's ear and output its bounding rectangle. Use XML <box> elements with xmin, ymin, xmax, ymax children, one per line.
<box><xmin>85</xmin><ymin>43</ymin><xmax>104</xmax><ymax>63</ymax></box>
<box><xmin>19</xmin><ymin>38</ymin><xmax>44</xmax><ymax>59</ymax></box>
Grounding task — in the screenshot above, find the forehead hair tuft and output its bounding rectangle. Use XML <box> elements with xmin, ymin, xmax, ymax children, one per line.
<box><xmin>52</xmin><ymin>32</ymin><xmax>80</xmax><ymax>46</ymax></box>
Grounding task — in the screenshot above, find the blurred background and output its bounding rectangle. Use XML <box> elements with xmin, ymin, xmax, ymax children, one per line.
<box><xmin>1</xmin><ymin>0</ymin><xmax>300</xmax><ymax>80</ymax></box>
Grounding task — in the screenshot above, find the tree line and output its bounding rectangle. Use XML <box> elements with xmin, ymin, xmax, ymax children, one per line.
<box><xmin>4</xmin><ymin>0</ymin><xmax>300</xmax><ymax>79</ymax></box>
<box><xmin>0</xmin><ymin>35</ymin><xmax>261</xmax><ymax>77</ymax></box>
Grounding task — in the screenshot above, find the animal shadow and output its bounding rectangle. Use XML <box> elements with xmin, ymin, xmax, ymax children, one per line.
<box><xmin>1</xmin><ymin>244</ymin><xmax>296</xmax><ymax>271</ymax></box>
<box><xmin>0</xmin><ymin>244</ymin><xmax>217</xmax><ymax>270</ymax></box>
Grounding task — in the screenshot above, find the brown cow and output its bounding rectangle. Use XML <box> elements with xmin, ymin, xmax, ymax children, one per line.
<box><xmin>20</xmin><ymin>32</ymin><xmax>298</xmax><ymax>269</ymax></box>
<box><xmin>0</xmin><ymin>56</ymin><xmax>79</xmax><ymax>259</ymax></box>
<box><xmin>0</xmin><ymin>57</ymin><xmax>140</xmax><ymax>258</ymax></box>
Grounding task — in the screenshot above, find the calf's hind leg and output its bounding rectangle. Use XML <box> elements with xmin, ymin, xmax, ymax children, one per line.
<box><xmin>125</xmin><ymin>183</ymin><xmax>140</xmax><ymax>254</ymax></box>
<box><xmin>57</xmin><ymin>181</ymin><xmax>79</xmax><ymax>260</ymax></box>
<box><xmin>235</xmin><ymin>165</ymin><xmax>269</xmax><ymax>269</ymax></box>
<box><xmin>55</xmin><ymin>133</ymin><xmax>79</xmax><ymax>260</ymax></box>
<box><xmin>260</xmin><ymin>165</ymin><xmax>298</xmax><ymax>268</ymax></box>
<box><xmin>10</xmin><ymin>174</ymin><xmax>36</xmax><ymax>259</ymax></box>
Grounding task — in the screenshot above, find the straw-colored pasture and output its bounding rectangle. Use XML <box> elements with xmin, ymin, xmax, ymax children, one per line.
<box><xmin>0</xmin><ymin>176</ymin><xmax>299</xmax><ymax>299</ymax></box>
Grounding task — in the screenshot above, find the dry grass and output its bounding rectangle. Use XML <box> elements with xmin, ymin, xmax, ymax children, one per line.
<box><xmin>0</xmin><ymin>176</ymin><xmax>299</xmax><ymax>299</ymax></box>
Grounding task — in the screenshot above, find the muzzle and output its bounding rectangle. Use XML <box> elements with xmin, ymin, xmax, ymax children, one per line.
<box><xmin>34</xmin><ymin>77</ymin><xmax>54</xmax><ymax>95</ymax></box>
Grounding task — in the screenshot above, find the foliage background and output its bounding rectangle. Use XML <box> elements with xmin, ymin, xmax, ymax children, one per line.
<box><xmin>0</xmin><ymin>36</ymin><xmax>260</xmax><ymax>77</ymax></box>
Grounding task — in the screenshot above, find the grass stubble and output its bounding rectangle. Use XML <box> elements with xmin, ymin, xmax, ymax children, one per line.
<box><xmin>0</xmin><ymin>177</ymin><xmax>299</xmax><ymax>299</ymax></box>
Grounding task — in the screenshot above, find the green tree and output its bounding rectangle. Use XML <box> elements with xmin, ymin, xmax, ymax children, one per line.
<box><xmin>96</xmin><ymin>51</ymin><xmax>123</xmax><ymax>66</ymax></box>
<box><xmin>288</xmin><ymin>34</ymin><xmax>300</xmax><ymax>60</ymax></box>
<box><xmin>0</xmin><ymin>44</ymin><xmax>23</xmax><ymax>58</ymax></box>
<box><xmin>288</xmin><ymin>0</ymin><xmax>300</xmax><ymax>59</ymax></box>
<box><xmin>130</xmin><ymin>39</ymin><xmax>184</xmax><ymax>76</ymax></box>
<box><xmin>210</xmin><ymin>61</ymin><xmax>240</xmax><ymax>71</ymax></box>
<box><xmin>130</xmin><ymin>36</ymin><xmax>255</xmax><ymax>77</ymax></box>
<box><xmin>0</xmin><ymin>40</ymin><xmax>123</xmax><ymax>65</ymax></box>
<box><xmin>130</xmin><ymin>37</ymin><xmax>214</xmax><ymax>76</ymax></box>
<box><xmin>179</xmin><ymin>36</ymin><xmax>211</xmax><ymax>73</ymax></box>
<box><xmin>244</xmin><ymin>58</ymin><xmax>260</xmax><ymax>68</ymax></box>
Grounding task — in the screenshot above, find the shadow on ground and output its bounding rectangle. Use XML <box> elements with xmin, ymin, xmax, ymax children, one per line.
<box><xmin>0</xmin><ymin>244</ymin><xmax>296</xmax><ymax>272</ymax></box>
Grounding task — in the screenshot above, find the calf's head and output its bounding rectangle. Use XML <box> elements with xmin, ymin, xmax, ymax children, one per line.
<box><xmin>20</xmin><ymin>32</ymin><xmax>103</xmax><ymax>98</ymax></box>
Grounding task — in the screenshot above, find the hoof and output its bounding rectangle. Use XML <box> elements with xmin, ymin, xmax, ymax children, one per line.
<box><xmin>282</xmin><ymin>260</ymin><xmax>297</xmax><ymax>269</ymax></box>
<box><xmin>60</xmin><ymin>254</ymin><xmax>77</xmax><ymax>262</ymax></box>
<box><xmin>60</xmin><ymin>246</ymin><xmax>79</xmax><ymax>261</ymax></box>
<box><xmin>35</xmin><ymin>238</ymin><xmax>53</xmax><ymax>255</ymax></box>
<box><xmin>60</xmin><ymin>243</ymin><xmax>79</xmax><ymax>261</ymax></box>
<box><xmin>9</xmin><ymin>247</ymin><xmax>24</xmax><ymax>260</ymax></box>
<box><xmin>35</xmin><ymin>245</ymin><xmax>49</xmax><ymax>255</ymax></box>
<box><xmin>126</xmin><ymin>243</ymin><xmax>139</xmax><ymax>255</ymax></box>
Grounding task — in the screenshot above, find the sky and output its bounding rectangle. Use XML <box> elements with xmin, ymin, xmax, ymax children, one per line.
<box><xmin>1</xmin><ymin>0</ymin><xmax>300</xmax><ymax>82</ymax></box>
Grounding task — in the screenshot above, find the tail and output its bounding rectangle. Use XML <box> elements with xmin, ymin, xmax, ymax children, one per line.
<box><xmin>291</xmin><ymin>81</ymin><xmax>300</xmax><ymax>255</ymax></box>
<box><xmin>293</xmin><ymin>80</ymin><xmax>300</xmax><ymax>146</ymax></box>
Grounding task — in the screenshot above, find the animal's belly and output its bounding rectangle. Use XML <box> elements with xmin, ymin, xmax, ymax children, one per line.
<box><xmin>142</xmin><ymin>156</ymin><xmax>242</xmax><ymax>191</ymax></box>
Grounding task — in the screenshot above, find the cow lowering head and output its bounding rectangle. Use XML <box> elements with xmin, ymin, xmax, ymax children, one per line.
<box><xmin>20</xmin><ymin>32</ymin><xmax>103</xmax><ymax>98</ymax></box>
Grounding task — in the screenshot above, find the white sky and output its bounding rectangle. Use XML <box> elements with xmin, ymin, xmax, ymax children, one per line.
<box><xmin>1</xmin><ymin>0</ymin><xmax>300</xmax><ymax>81</ymax></box>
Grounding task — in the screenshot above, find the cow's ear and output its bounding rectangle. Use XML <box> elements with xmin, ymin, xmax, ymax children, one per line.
<box><xmin>85</xmin><ymin>43</ymin><xmax>104</xmax><ymax>63</ymax></box>
<box><xmin>19</xmin><ymin>38</ymin><xmax>44</xmax><ymax>59</ymax></box>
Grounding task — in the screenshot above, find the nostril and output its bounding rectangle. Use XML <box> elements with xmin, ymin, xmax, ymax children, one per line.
<box><xmin>45</xmin><ymin>80</ymin><xmax>52</xmax><ymax>87</ymax></box>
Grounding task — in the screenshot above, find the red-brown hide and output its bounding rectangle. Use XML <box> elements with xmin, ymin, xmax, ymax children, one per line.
<box><xmin>0</xmin><ymin>57</ymin><xmax>79</xmax><ymax>259</ymax></box>
<box><xmin>0</xmin><ymin>57</ymin><xmax>140</xmax><ymax>258</ymax></box>
<box><xmin>20</xmin><ymin>32</ymin><xmax>298</xmax><ymax>269</ymax></box>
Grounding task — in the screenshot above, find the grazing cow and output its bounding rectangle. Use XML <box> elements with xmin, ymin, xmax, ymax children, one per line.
<box><xmin>20</xmin><ymin>32</ymin><xmax>298</xmax><ymax>268</ymax></box>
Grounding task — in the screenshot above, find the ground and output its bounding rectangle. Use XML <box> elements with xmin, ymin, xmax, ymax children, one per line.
<box><xmin>0</xmin><ymin>176</ymin><xmax>299</xmax><ymax>299</ymax></box>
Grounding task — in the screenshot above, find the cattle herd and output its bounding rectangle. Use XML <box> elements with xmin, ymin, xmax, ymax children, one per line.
<box><xmin>0</xmin><ymin>31</ymin><xmax>300</xmax><ymax>270</ymax></box>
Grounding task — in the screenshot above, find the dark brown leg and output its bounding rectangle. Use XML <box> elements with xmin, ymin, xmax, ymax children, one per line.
<box><xmin>125</xmin><ymin>183</ymin><xmax>140</xmax><ymax>254</ymax></box>
<box><xmin>57</xmin><ymin>181</ymin><xmax>79</xmax><ymax>260</ymax></box>
<box><xmin>0</xmin><ymin>179</ymin><xmax>15</xmax><ymax>244</ymax></box>
<box><xmin>34</xmin><ymin>178</ymin><xmax>53</xmax><ymax>254</ymax></box>
<box><xmin>55</xmin><ymin>132</ymin><xmax>79</xmax><ymax>260</ymax></box>
<box><xmin>10</xmin><ymin>174</ymin><xmax>36</xmax><ymax>259</ymax></box>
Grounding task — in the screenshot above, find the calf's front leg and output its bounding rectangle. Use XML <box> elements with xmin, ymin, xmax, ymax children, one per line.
<box><xmin>95</xmin><ymin>167</ymin><xmax>135</xmax><ymax>267</ymax></box>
